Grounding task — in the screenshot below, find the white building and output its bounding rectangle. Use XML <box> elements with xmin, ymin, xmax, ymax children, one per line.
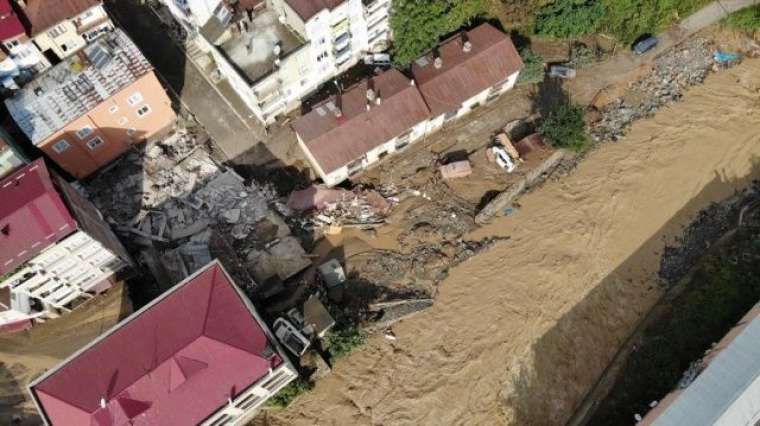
<box><xmin>294</xmin><ymin>23</ymin><xmax>524</xmax><ymax>187</ymax></box>
<box><xmin>20</xmin><ymin>0</ymin><xmax>114</xmax><ymax>63</ymax></box>
<box><xmin>411</xmin><ymin>23</ymin><xmax>523</xmax><ymax>134</ymax></box>
<box><xmin>293</xmin><ymin>68</ymin><xmax>430</xmax><ymax>186</ymax></box>
<box><xmin>0</xmin><ymin>0</ymin><xmax>49</xmax><ymax>88</ymax></box>
<box><xmin>0</xmin><ymin>159</ymin><xmax>132</xmax><ymax>331</ymax></box>
<box><xmin>160</xmin><ymin>0</ymin><xmax>391</xmax><ymax>124</ymax></box>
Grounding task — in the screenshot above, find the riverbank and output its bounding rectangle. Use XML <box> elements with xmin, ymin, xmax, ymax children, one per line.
<box><xmin>258</xmin><ymin>56</ymin><xmax>760</xmax><ymax>426</ymax></box>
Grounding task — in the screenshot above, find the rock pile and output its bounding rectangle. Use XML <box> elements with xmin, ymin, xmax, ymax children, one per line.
<box><xmin>592</xmin><ymin>37</ymin><xmax>715</xmax><ymax>142</ymax></box>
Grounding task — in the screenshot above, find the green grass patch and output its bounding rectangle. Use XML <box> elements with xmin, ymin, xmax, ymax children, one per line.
<box><xmin>516</xmin><ymin>48</ymin><xmax>545</xmax><ymax>85</ymax></box>
<box><xmin>534</xmin><ymin>0</ymin><xmax>605</xmax><ymax>38</ymax></box>
<box><xmin>722</xmin><ymin>5</ymin><xmax>760</xmax><ymax>30</ymax></box>
<box><xmin>266</xmin><ymin>378</ymin><xmax>314</xmax><ymax>409</ymax></box>
<box><xmin>600</xmin><ymin>0</ymin><xmax>711</xmax><ymax>44</ymax></box>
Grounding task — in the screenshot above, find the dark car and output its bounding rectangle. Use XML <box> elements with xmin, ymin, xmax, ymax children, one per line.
<box><xmin>633</xmin><ymin>36</ymin><xmax>658</xmax><ymax>55</ymax></box>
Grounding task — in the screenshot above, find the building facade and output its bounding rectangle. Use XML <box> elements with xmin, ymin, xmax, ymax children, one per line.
<box><xmin>0</xmin><ymin>159</ymin><xmax>132</xmax><ymax>331</ymax></box>
<box><xmin>5</xmin><ymin>29</ymin><xmax>176</xmax><ymax>179</ymax></box>
<box><xmin>160</xmin><ymin>0</ymin><xmax>391</xmax><ymax>124</ymax></box>
<box><xmin>19</xmin><ymin>0</ymin><xmax>114</xmax><ymax>64</ymax></box>
<box><xmin>0</xmin><ymin>0</ymin><xmax>49</xmax><ymax>88</ymax></box>
<box><xmin>295</xmin><ymin>23</ymin><xmax>524</xmax><ymax>187</ymax></box>
<box><xmin>29</xmin><ymin>261</ymin><xmax>298</xmax><ymax>425</ymax></box>
<box><xmin>293</xmin><ymin>69</ymin><xmax>431</xmax><ymax>186</ymax></box>
<box><xmin>0</xmin><ymin>126</ymin><xmax>28</xmax><ymax>177</ymax></box>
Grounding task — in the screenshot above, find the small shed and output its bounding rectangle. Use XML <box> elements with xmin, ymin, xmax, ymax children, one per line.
<box><xmin>304</xmin><ymin>295</ymin><xmax>335</xmax><ymax>338</ymax></box>
<box><xmin>439</xmin><ymin>160</ymin><xmax>472</xmax><ymax>180</ymax></box>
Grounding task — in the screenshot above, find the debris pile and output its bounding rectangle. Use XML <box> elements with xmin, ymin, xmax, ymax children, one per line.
<box><xmin>592</xmin><ymin>37</ymin><xmax>714</xmax><ymax>142</ymax></box>
<box><xmin>288</xmin><ymin>185</ymin><xmax>399</xmax><ymax>232</ymax></box>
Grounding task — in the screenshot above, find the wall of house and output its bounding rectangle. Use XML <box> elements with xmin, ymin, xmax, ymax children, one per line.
<box><xmin>32</xmin><ymin>20</ymin><xmax>85</xmax><ymax>60</ymax></box>
<box><xmin>0</xmin><ymin>138</ymin><xmax>26</xmax><ymax>179</ymax></box>
<box><xmin>187</xmin><ymin>0</ymin><xmax>222</xmax><ymax>27</ymax></box>
<box><xmin>3</xmin><ymin>34</ymin><xmax>49</xmax><ymax>72</ymax></box>
<box><xmin>269</xmin><ymin>0</ymin><xmax>307</xmax><ymax>38</ymax></box>
<box><xmin>39</xmin><ymin>72</ymin><xmax>176</xmax><ymax>179</ymax></box>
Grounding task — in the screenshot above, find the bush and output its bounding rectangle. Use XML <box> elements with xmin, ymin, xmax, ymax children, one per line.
<box><xmin>539</xmin><ymin>103</ymin><xmax>591</xmax><ymax>152</ymax></box>
<box><xmin>516</xmin><ymin>48</ymin><xmax>545</xmax><ymax>85</ymax></box>
<box><xmin>324</xmin><ymin>324</ymin><xmax>367</xmax><ymax>358</ymax></box>
<box><xmin>534</xmin><ymin>0</ymin><xmax>605</xmax><ymax>38</ymax></box>
<box><xmin>722</xmin><ymin>5</ymin><xmax>760</xmax><ymax>30</ymax></box>
<box><xmin>266</xmin><ymin>378</ymin><xmax>313</xmax><ymax>409</ymax></box>
<box><xmin>601</xmin><ymin>0</ymin><xmax>711</xmax><ymax>43</ymax></box>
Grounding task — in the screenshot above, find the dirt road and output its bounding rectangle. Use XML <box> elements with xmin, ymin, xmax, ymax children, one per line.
<box><xmin>260</xmin><ymin>59</ymin><xmax>760</xmax><ymax>425</ymax></box>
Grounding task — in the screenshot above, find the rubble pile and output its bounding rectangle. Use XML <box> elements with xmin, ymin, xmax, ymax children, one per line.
<box><xmin>87</xmin><ymin>126</ymin><xmax>217</xmax><ymax>223</ymax></box>
<box><xmin>592</xmin><ymin>38</ymin><xmax>715</xmax><ymax>142</ymax></box>
<box><xmin>289</xmin><ymin>184</ymin><xmax>400</xmax><ymax>231</ymax></box>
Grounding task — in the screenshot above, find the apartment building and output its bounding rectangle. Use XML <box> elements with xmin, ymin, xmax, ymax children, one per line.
<box><xmin>411</xmin><ymin>23</ymin><xmax>523</xmax><ymax>133</ymax></box>
<box><xmin>5</xmin><ymin>29</ymin><xmax>176</xmax><ymax>179</ymax></box>
<box><xmin>161</xmin><ymin>0</ymin><xmax>391</xmax><ymax>124</ymax></box>
<box><xmin>0</xmin><ymin>0</ymin><xmax>49</xmax><ymax>88</ymax></box>
<box><xmin>19</xmin><ymin>0</ymin><xmax>114</xmax><ymax>63</ymax></box>
<box><xmin>0</xmin><ymin>159</ymin><xmax>132</xmax><ymax>332</ymax></box>
<box><xmin>295</xmin><ymin>23</ymin><xmax>523</xmax><ymax>186</ymax></box>
<box><xmin>293</xmin><ymin>69</ymin><xmax>430</xmax><ymax>186</ymax></box>
<box><xmin>640</xmin><ymin>301</ymin><xmax>760</xmax><ymax>425</ymax></box>
<box><xmin>29</xmin><ymin>261</ymin><xmax>298</xmax><ymax>425</ymax></box>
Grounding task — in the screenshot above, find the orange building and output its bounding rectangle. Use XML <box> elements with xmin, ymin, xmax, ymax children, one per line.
<box><xmin>5</xmin><ymin>28</ymin><xmax>175</xmax><ymax>179</ymax></box>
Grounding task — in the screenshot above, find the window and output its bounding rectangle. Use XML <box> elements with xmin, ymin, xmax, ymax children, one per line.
<box><xmin>136</xmin><ymin>105</ymin><xmax>151</xmax><ymax>117</ymax></box>
<box><xmin>347</xmin><ymin>156</ymin><xmax>365</xmax><ymax>176</ymax></box>
<box><xmin>4</xmin><ymin>40</ymin><xmax>18</xmax><ymax>50</ymax></box>
<box><xmin>76</xmin><ymin>126</ymin><xmax>93</xmax><ymax>139</ymax></box>
<box><xmin>48</xmin><ymin>24</ymin><xmax>67</xmax><ymax>38</ymax></box>
<box><xmin>127</xmin><ymin>92</ymin><xmax>143</xmax><ymax>106</ymax></box>
<box><xmin>86</xmin><ymin>137</ymin><xmax>104</xmax><ymax>150</ymax></box>
<box><xmin>443</xmin><ymin>109</ymin><xmax>459</xmax><ymax>123</ymax></box>
<box><xmin>61</xmin><ymin>44</ymin><xmax>69</xmax><ymax>52</ymax></box>
<box><xmin>118</xmin><ymin>117</ymin><xmax>128</xmax><ymax>125</ymax></box>
<box><xmin>126</xmin><ymin>128</ymin><xmax>136</xmax><ymax>136</ymax></box>
<box><xmin>52</xmin><ymin>140</ymin><xmax>70</xmax><ymax>153</ymax></box>
<box><xmin>214</xmin><ymin>3</ymin><xmax>232</xmax><ymax>25</ymax></box>
<box><xmin>108</xmin><ymin>105</ymin><xmax>119</xmax><ymax>114</ymax></box>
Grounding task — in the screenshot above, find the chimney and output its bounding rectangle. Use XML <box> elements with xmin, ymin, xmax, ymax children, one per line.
<box><xmin>434</xmin><ymin>57</ymin><xmax>443</xmax><ymax>69</ymax></box>
<box><xmin>462</xmin><ymin>32</ymin><xmax>472</xmax><ymax>53</ymax></box>
<box><xmin>410</xmin><ymin>79</ymin><xmax>416</xmax><ymax>86</ymax></box>
<box><xmin>366</xmin><ymin>88</ymin><xmax>376</xmax><ymax>103</ymax></box>
<box><xmin>100</xmin><ymin>398</ymin><xmax>106</xmax><ymax>409</ymax></box>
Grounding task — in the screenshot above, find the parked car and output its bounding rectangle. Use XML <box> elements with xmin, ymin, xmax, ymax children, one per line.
<box><xmin>633</xmin><ymin>36</ymin><xmax>658</xmax><ymax>55</ymax></box>
<box><xmin>549</xmin><ymin>65</ymin><xmax>576</xmax><ymax>79</ymax></box>
<box><xmin>364</xmin><ymin>53</ymin><xmax>391</xmax><ymax>66</ymax></box>
<box><xmin>274</xmin><ymin>318</ymin><xmax>311</xmax><ymax>357</ymax></box>
<box><xmin>491</xmin><ymin>147</ymin><xmax>516</xmax><ymax>173</ymax></box>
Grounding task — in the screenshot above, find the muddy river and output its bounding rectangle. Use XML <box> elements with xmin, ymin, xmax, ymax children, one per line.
<box><xmin>261</xmin><ymin>59</ymin><xmax>760</xmax><ymax>426</ymax></box>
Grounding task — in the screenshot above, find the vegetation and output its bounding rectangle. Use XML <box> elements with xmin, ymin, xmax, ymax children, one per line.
<box><xmin>266</xmin><ymin>378</ymin><xmax>314</xmax><ymax>409</ymax></box>
<box><xmin>389</xmin><ymin>0</ymin><xmax>489</xmax><ymax>67</ymax></box>
<box><xmin>323</xmin><ymin>324</ymin><xmax>367</xmax><ymax>358</ymax></box>
<box><xmin>516</xmin><ymin>48</ymin><xmax>545</xmax><ymax>85</ymax></box>
<box><xmin>589</xmin><ymin>228</ymin><xmax>760</xmax><ymax>425</ymax></box>
<box><xmin>722</xmin><ymin>5</ymin><xmax>760</xmax><ymax>30</ymax></box>
<box><xmin>539</xmin><ymin>103</ymin><xmax>590</xmax><ymax>152</ymax></box>
<box><xmin>532</xmin><ymin>0</ymin><xmax>711</xmax><ymax>43</ymax></box>
<box><xmin>534</xmin><ymin>0</ymin><xmax>604</xmax><ymax>38</ymax></box>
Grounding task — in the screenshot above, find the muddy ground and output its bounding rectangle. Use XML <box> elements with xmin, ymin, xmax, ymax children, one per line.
<box><xmin>257</xmin><ymin>52</ymin><xmax>760</xmax><ymax>426</ymax></box>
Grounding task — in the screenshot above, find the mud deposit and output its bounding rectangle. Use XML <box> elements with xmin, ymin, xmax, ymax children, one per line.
<box><xmin>258</xmin><ymin>60</ymin><xmax>760</xmax><ymax>426</ymax></box>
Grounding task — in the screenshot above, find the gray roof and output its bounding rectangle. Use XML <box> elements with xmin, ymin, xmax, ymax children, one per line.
<box><xmin>651</xmin><ymin>312</ymin><xmax>760</xmax><ymax>425</ymax></box>
<box><xmin>5</xmin><ymin>29</ymin><xmax>153</xmax><ymax>145</ymax></box>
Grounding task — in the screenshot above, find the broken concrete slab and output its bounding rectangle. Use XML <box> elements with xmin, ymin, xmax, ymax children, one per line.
<box><xmin>170</xmin><ymin>218</ymin><xmax>210</xmax><ymax>240</ymax></box>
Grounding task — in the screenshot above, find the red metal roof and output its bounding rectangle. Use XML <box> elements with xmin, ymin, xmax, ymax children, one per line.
<box><xmin>22</xmin><ymin>0</ymin><xmax>100</xmax><ymax>36</ymax></box>
<box><xmin>411</xmin><ymin>24</ymin><xmax>523</xmax><ymax>117</ymax></box>
<box><xmin>0</xmin><ymin>0</ymin><xmax>26</xmax><ymax>41</ymax></box>
<box><xmin>0</xmin><ymin>159</ymin><xmax>77</xmax><ymax>275</ymax></box>
<box><xmin>31</xmin><ymin>262</ymin><xmax>284</xmax><ymax>426</ymax></box>
<box><xmin>293</xmin><ymin>69</ymin><xmax>431</xmax><ymax>175</ymax></box>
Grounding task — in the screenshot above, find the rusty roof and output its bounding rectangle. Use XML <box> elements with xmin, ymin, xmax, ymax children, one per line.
<box><xmin>411</xmin><ymin>23</ymin><xmax>523</xmax><ymax>117</ymax></box>
<box><xmin>284</xmin><ymin>0</ymin><xmax>344</xmax><ymax>21</ymax></box>
<box><xmin>23</xmin><ymin>0</ymin><xmax>101</xmax><ymax>36</ymax></box>
<box><xmin>293</xmin><ymin>69</ymin><xmax>430</xmax><ymax>175</ymax></box>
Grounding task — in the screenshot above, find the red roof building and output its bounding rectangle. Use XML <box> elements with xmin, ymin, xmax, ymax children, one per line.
<box><xmin>0</xmin><ymin>0</ymin><xmax>25</xmax><ymax>42</ymax></box>
<box><xmin>0</xmin><ymin>159</ymin><xmax>77</xmax><ymax>275</ymax></box>
<box><xmin>0</xmin><ymin>159</ymin><xmax>132</xmax><ymax>330</ymax></box>
<box><xmin>293</xmin><ymin>69</ymin><xmax>431</xmax><ymax>186</ymax></box>
<box><xmin>411</xmin><ymin>23</ymin><xmax>523</xmax><ymax>117</ymax></box>
<box><xmin>29</xmin><ymin>261</ymin><xmax>298</xmax><ymax>426</ymax></box>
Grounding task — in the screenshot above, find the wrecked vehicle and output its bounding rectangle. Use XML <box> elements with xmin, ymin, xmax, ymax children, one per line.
<box><xmin>491</xmin><ymin>146</ymin><xmax>517</xmax><ymax>173</ymax></box>
<box><xmin>274</xmin><ymin>317</ymin><xmax>311</xmax><ymax>357</ymax></box>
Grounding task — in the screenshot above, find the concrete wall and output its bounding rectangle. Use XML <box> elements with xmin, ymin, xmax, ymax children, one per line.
<box><xmin>39</xmin><ymin>72</ymin><xmax>176</xmax><ymax>179</ymax></box>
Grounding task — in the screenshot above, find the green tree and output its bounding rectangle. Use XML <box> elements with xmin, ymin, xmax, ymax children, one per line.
<box><xmin>534</xmin><ymin>0</ymin><xmax>605</xmax><ymax>38</ymax></box>
<box><xmin>600</xmin><ymin>0</ymin><xmax>710</xmax><ymax>43</ymax></box>
<box><xmin>516</xmin><ymin>48</ymin><xmax>544</xmax><ymax>85</ymax></box>
<box><xmin>390</xmin><ymin>0</ymin><xmax>489</xmax><ymax>67</ymax></box>
<box><xmin>539</xmin><ymin>103</ymin><xmax>590</xmax><ymax>152</ymax></box>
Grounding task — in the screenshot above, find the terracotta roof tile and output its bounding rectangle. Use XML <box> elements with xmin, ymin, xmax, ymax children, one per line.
<box><xmin>284</xmin><ymin>0</ymin><xmax>344</xmax><ymax>21</ymax></box>
<box><xmin>23</xmin><ymin>0</ymin><xmax>100</xmax><ymax>36</ymax></box>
